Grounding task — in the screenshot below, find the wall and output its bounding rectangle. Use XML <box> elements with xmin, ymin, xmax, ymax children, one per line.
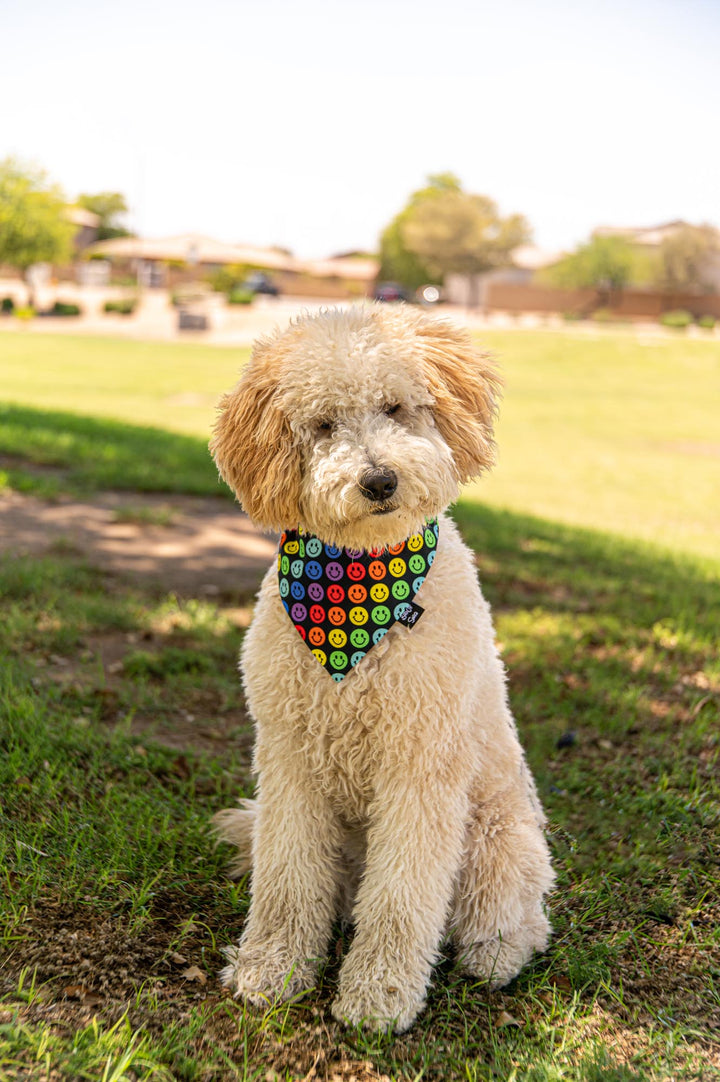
<box><xmin>484</xmin><ymin>283</ymin><xmax>720</xmax><ymax>319</ymax></box>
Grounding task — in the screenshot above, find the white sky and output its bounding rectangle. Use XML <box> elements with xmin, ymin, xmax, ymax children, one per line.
<box><xmin>2</xmin><ymin>0</ymin><xmax>719</xmax><ymax>259</ymax></box>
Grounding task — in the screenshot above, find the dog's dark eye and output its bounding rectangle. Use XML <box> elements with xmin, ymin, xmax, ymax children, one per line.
<box><xmin>317</xmin><ymin>420</ymin><xmax>333</xmax><ymax>434</ymax></box>
<box><xmin>383</xmin><ymin>404</ymin><xmax>401</xmax><ymax>418</ymax></box>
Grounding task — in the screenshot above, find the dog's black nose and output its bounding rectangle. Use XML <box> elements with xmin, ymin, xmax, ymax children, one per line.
<box><xmin>359</xmin><ymin>467</ymin><xmax>398</xmax><ymax>502</ymax></box>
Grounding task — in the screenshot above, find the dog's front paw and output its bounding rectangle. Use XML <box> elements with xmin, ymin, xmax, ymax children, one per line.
<box><xmin>220</xmin><ymin>943</ymin><xmax>316</xmax><ymax>1005</ymax></box>
<box><xmin>332</xmin><ymin>977</ymin><xmax>425</xmax><ymax>1034</ymax></box>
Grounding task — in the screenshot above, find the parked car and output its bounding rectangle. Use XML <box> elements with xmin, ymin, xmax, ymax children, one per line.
<box><xmin>242</xmin><ymin>272</ymin><xmax>280</xmax><ymax>296</ymax></box>
<box><xmin>373</xmin><ymin>281</ymin><xmax>410</xmax><ymax>303</ymax></box>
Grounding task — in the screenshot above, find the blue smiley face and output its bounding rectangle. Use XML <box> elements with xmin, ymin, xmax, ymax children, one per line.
<box><xmin>305</xmin><ymin>560</ymin><xmax>323</xmax><ymax>580</ymax></box>
<box><xmin>331</xmin><ymin>672</ymin><xmax>344</xmax><ymax>683</ymax></box>
<box><xmin>350</xmin><ymin>650</ymin><xmax>366</xmax><ymax>667</ymax></box>
<box><xmin>412</xmin><ymin>575</ymin><xmax>425</xmax><ymax>593</ymax></box>
<box><xmin>290</xmin><ymin>581</ymin><xmax>305</xmax><ymax>600</ymax></box>
<box><xmin>394</xmin><ymin>602</ymin><xmax>411</xmax><ymax>621</ymax></box>
<box><xmin>306</xmin><ymin>537</ymin><xmax>323</xmax><ymax>558</ymax></box>
<box><xmin>372</xmin><ymin>627</ymin><xmax>388</xmax><ymax>645</ymax></box>
<box><xmin>427</xmin><ymin>550</ymin><xmax>435</xmax><ymax>566</ymax></box>
<box><xmin>324</xmin><ymin>543</ymin><xmax>342</xmax><ymax>558</ymax></box>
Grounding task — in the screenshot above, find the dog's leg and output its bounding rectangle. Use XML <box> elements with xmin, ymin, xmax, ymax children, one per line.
<box><xmin>331</xmin><ymin>763</ymin><xmax>468</xmax><ymax>1033</ymax></box>
<box><xmin>220</xmin><ymin>771</ymin><xmax>342</xmax><ymax>1004</ymax></box>
<box><xmin>451</xmin><ymin>783</ymin><xmax>554</xmax><ymax>987</ymax></box>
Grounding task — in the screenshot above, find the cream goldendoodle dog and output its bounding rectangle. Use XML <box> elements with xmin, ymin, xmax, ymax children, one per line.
<box><xmin>211</xmin><ymin>305</ymin><xmax>553</xmax><ymax>1033</ymax></box>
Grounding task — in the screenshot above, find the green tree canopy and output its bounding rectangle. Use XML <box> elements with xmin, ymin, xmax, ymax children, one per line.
<box><xmin>655</xmin><ymin>224</ymin><xmax>720</xmax><ymax>293</ymax></box>
<box><xmin>377</xmin><ymin>174</ymin><xmax>462</xmax><ymax>291</ymax></box>
<box><xmin>543</xmin><ymin>235</ymin><xmax>636</xmax><ymax>306</ymax></box>
<box><xmin>0</xmin><ymin>157</ymin><xmax>74</xmax><ymax>277</ymax></box>
<box><xmin>402</xmin><ymin>189</ymin><xmax>530</xmax><ymax>280</ymax></box>
<box><xmin>77</xmin><ymin>191</ymin><xmax>132</xmax><ymax>241</ymax></box>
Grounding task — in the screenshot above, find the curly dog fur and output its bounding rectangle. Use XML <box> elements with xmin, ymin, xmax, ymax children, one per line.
<box><xmin>210</xmin><ymin>305</ymin><xmax>554</xmax><ymax>1032</ymax></box>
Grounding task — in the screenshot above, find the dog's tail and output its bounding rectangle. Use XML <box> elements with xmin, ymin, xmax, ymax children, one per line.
<box><xmin>211</xmin><ymin>799</ymin><xmax>256</xmax><ymax>879</ymax></box>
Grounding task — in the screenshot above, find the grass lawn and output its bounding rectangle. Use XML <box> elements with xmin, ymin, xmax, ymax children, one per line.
<box><xmin>1</xmin><ymin>326</ymin><xmax>719</xmax><ymax>1078</ymax></box>
<box><xmin>1</xmin><ymin>326</ymin><xmax>719</xmax><ymax>561</ymax></box>
<box><xmin>1</xmin><ymin>492</ymin><xmax>718</xmax><ymax>1079</ymax></box>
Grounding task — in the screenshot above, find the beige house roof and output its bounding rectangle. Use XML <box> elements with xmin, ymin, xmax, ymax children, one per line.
<box><xmin>88</xmin><ymin>233</ymin><xmax>296</xmax><ymax>271</ymax></box>
<box><xmin>87</xmin><ymin>232</ymin><xmax>379</xmax><ymax>280</ymax></box>
<box><xmin>593</xmin><ymin>221</ymin><xmax>690</xmax><ymax>247</ymax></box>
<box><xmin>66</xmin><ymin>206</ymin><xmax>100</xmax><ymax>228</ymax></box>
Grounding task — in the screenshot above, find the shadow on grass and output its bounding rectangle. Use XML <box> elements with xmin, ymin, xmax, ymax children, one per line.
<box><xmin>0</xmin><ymin>401</ymin><xmax>231</xmax><ymax>498</ymax></box>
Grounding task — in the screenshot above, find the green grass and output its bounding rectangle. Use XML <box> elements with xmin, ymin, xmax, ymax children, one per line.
<box><xmin>1</xmin><ymin>494</ymin><xmax>718</xmax><ymax>1079</ymax></box>
<box><xmin>1</xmin><ymin>327</ymin><xmax>719</xmax><ymax>559</ymax></box>
<box><xmin>1</xmin><ymin>327</ymin><xmax>718</xmax><ymax>1077</ymax></box>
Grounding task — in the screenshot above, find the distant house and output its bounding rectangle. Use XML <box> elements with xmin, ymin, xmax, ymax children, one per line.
<box><xmin>65</xmin><ymin>206</ymin><xmax>100</xmax><ymax>251</ymax></box>
<box><xmin>444</xmin><ymin>245</ymin><xmax>562</xmax><ymax>307</ymax></box>
<box><xmin>594</xmin><ymin>220</ymin><xmax>720</xmax><ymax>291</ymax></box>
<box><xmin>85</xmin><ymin>232</ymin><xmax>378</xmax><ymax>296</ymax></box>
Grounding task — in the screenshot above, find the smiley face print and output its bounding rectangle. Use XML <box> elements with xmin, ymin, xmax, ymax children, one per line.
<box><xmin>277</xmin><ymin>519</ymin><xmax>439</xmax><ymax>681</ymax></box>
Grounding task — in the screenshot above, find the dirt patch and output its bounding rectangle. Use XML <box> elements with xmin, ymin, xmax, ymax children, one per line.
<box><xmin>0</xmin><ymin>488</ymin><xmax>277</xmax><ymax>597</ymax></box>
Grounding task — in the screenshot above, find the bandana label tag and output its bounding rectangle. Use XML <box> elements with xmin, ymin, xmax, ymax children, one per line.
<box><xmin>395</xmin><ymin>600</ymin><xmax>424</xmax><ymax>628</ymax></box>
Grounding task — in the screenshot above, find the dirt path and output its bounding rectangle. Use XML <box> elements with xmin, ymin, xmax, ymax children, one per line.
<box><xmin>0</xmin><ymin>488</ymin><xmax>276</xmax><ymax>597</ymax></box>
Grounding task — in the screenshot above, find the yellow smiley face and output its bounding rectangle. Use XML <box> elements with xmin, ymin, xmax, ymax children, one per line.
<box><xmin>328</xmin><ymin>628</ymin><xmax>347</xmax><ymax>648</ymax></box>
<box><xmin>349</xmin><ymin>606</ymin><xmax>369</xmax><ymax>625</ymax></box>
<box><xmin>407</xmin><ymin>533</ymin><xmax>423</xmax><ymax>552</ymax></box>
<box><xmin>284</xmin><ymin>540</ymin><xmax>299</xmax><ymax>555</ymax></box>
<box><xmin>388</xmin><ymin>558</ymin><xmax>406</xmax><ymax>578</ymax></box>
<box><xmin>369</xmin><ymin>582</ymin><xmax>389</xmax><ymax>603</ymax></box>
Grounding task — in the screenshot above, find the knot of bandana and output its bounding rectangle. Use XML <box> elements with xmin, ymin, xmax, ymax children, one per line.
<box><xmin>277</xmin><ymin>519</ymin><xmax>439</xmax><ymax>682</ymax></box>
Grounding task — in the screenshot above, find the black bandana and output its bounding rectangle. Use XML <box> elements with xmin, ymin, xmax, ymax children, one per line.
<box><xmin>277</xmin><ymin>519</ymin><xmax>439</xmax><ymax>682</ymax></box>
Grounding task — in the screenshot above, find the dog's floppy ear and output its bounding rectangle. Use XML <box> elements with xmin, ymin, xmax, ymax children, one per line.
<box><xmin>416</xmin><ymin>318</ymin><xmax>502</xmax><ymax>483</ymax></box>
<box><xmin>210</xmin><ymin>342</ymin><xmax>302</xmax><ymax>530</ymax></box>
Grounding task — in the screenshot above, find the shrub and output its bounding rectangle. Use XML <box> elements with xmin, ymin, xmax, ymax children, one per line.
<box><xmin>49</xmin><ymin>301</ymin><xmax>82</xmax><ymax>317</ymax></box>
<box><xmin>14</xmin><ymin>306</ymin><xmax>35</xmax><ymax>321</ymax></box>
<box><xmin>660</xmin><ymin>309</ymin><xmax>693</xmax><ymax>329</ymax></box>
<box><xmin>697</xmin><ymin>314</ymin><xmax>716</xmax><ymax>330</ymax></box>
<box><xmin>1</xmin><ymin>296</ymin><xmax>14</xmax><ymax>313</ymax></box>
<box><xmin>227</xmin><ymin>289</ymin><xmax>254</xmax><ymax>305</ymax></box>
<box><xmin>207</xmin><ymin>263</ymin><xmax>249</xmax><ymax>294</ymax></box>
<box><xmin>104</xmin><ymin>298</ymin><xmax>137</xmax><ymax>316</ymax></box>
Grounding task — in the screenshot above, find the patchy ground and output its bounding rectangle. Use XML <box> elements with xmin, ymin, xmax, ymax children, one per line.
<box><xmin>0</xmin><ymin>485</ymin><xmax>276</xmax><ymax>597</ymax></box>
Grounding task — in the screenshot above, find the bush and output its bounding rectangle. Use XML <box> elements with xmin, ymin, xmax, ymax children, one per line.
<box><xmin>207</xmin><ymin>263</ymin><xmax>249</xmax><ymax>294</ymax></box>
<box><xmin>13</xmin><ymin>306</ymin><xmax>35</xmax><ymax>321</ymax></box>
<box><xmin>227</xmin><ymin>289</ymin><xmax>254</xmax><ymax>305</ymax></box>
<box><xmin>697</xmin><ymin>314</ymin><xmax>716</xmax><ymax>330</ymax></box>
<box><xmin>660</xmin><ymin>309</ymin><xmax>693</xmax><ymax>329</ymax></box>
<box><xmin>49</xmin><ymin>301</ymin><xmax>81</xmax><ymax>317</ymax></box>
<box><xmin>1</xmin><ymin>296</ymin><xmax>14</xmax><ymax>313</ymax></box>
<box><xmin>104</xmin><ymin>298</ymin><xmax>137</xmax><ymax>316</ymax></box>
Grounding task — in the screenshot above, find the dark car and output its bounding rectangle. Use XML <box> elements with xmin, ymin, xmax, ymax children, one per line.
<box><xmin>242</xmin><ymin>272</ymin><xmax>280</xmax><ymax>296</ymax></box>
<box><xmin>373</xmin><ymin>281</ymin><xmax>410</xmax><ymax>303</ymax></box>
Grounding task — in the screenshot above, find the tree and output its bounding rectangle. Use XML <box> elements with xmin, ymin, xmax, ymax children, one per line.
<box><xmin>76</xmin><ymin>191</ymin><xmax>132</xmax><ymax>241</ymax></box>
<box><xmin>402</xmin><ymin>191</ymin><xmax>530</xmax><ymax>299</ymax></box>
<box><xmin>377</xmin><ymin>174</ymin><xmax>462</xmax><ymax>292</ymax></box>
<box><xmin>0</xmin><ymin>157</ymin><xmax>74</xmax><ymax>308</ymax></box>
<box><xmin>543</xmin><ymin>235</ymin><xmax>635</xmax><ymax>309</ymax></box>
<box><xmin>655</xmin><ymin>224</ymin><xmax>720</xmax><ymax>294</ymax></box>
